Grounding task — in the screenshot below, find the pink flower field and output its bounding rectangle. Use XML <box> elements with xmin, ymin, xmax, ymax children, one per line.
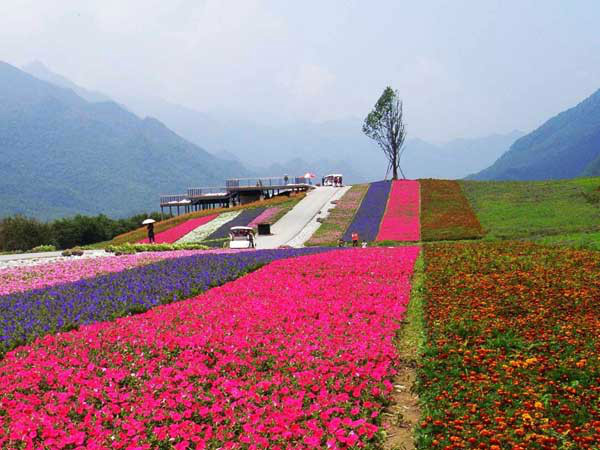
<box><xmin>139</xmin><ymin>214</ymin><xmax>219</xmax><ymax>244</ymax></box>
<box><xmin>0</xmin><ymin>250</ymin><xmax>219</xmax><ymax>296</ymax></box>
<box><xmin>376</xmin><ymin>180</ymin><xmax>420</xmax><ymax>241</ymax></box>
<box><xmin>0</xmin><ymin>247</ymin><xmax>419</xmax><ymax>449</ymax></box>
<box><xmin>247</xmin><ymin>207</ymin><xmax>280</xmax><ymax>228</ymax></box>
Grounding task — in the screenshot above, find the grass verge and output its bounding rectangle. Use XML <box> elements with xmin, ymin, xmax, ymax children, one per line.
<box><xmin>531</xmin><ymin>230</ymin><xmax>600</xmax><ymax>251</ymax></box>
<box><xmin>383</xmin><ymin>252</ymin><xmax>425</xmax><ymax>450</ymax></box>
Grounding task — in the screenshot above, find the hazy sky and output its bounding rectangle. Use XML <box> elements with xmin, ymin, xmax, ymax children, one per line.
<box><xmin>1</xmin><ymin>0</ymin><xmax>599</xmax><ymax>141</ymax></box>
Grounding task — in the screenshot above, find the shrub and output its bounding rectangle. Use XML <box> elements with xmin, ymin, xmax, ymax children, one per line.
<box><xmin>0</xmin><ymin>215</ymin><xmax>54</xmax><ymax>252</ymax></box>
<box><xmin>105</xmin><ymin>243</ymin><xmax>210</xmax><ymax>254</ymax></box>
<box><xmin>27</xmin><ymin>245</ymin><xmax>57</xmax><ymax>253</ymax></box>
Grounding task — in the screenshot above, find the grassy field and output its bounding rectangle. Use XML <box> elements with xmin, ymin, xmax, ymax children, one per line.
<box><xmin>532</xmin><ymin>230</ymin><xmax>600</xmax><ymax>251</ymax></box>
<box><xmin>460</xmin><ymin>177</ymin><xmax>600</xmax><ymax>239</ymax></box>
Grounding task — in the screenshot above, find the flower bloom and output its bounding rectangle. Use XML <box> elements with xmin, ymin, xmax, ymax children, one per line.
<box><xmin>376</xmin><ymin>180</ymin><xmax>420</xmax><ymax>241</ymax></box>
<box><xmin>140</xmin><ymin>215</ymin><xmax>218</xmax><ymax>244</ymax></box>
<box><xmin>0</xmin><ymin>247</ymin><xmax>419</xmax><ymax>449</ymax></box>
<box><xmin>175</xmin><ymin>212</ymin><xmax>239</xmax><ymax>244</ymax></box>
<box><xmin>343</xmin><ymin>181</ymin><xmax>392</xmax><ymax>242</ymax></box>
<box><xmin>0</xmin><ymin>248</ymin><xmax>332</xmax><ymax>355</ymax></box>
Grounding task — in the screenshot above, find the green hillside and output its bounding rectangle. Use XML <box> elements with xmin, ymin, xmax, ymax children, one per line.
<box><xmin>0</xmin><ymin>61</ymin><xmax>251</xmax><ymax>220</ymax></box>
<box><xmin>460</xmin><ymin>177</ymin><xmax>600</xmax><ymax>240</ymax></box>
<box><xmin>470</xmin><ymin>89</ymin><xmax>600</xmax><ymax>180</ymax></box>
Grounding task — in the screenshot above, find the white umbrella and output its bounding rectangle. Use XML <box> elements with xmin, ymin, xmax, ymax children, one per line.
<box><xmin>142</xmin><ymin>219</ymin><xmax>156</xmax><ymax>225</ymax></box>
<box><xmin>304</xmin><ymin>172</ymin><xmax>316</xmax><ymax>178</ymax></box>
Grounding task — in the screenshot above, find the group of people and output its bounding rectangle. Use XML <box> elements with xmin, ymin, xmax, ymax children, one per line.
<box><xmin>338</xmin><ymin>232</ymin><xmax>367</xmax><ymax>248</ymax></box>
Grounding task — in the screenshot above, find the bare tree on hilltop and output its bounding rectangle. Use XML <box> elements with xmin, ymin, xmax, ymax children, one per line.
<box><xmin>362</xmin><ymin>87</ymin><xmax>407</xmax><ymax>180</ymax></box>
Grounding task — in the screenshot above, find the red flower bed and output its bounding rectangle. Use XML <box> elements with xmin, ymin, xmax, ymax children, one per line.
<box><xmin>418</xmin><ymin>242</ymin><xmax>600</xmax><ymax>449</ymax></box>
<box><xmin>376</xmin><ymin>180</ymin><xmax>420</xmax><ymax>241</ymax></box>
<box><xmin>139</xmin><ymin>214</ymin><xmax>218</xmax><ymax>244</ymax></box>
<box><xmin>0</xmin><ymin>247</ymin><xmax>419</xmax><ymax>449</ymax></box>
<box><xmin>419</xmin><ymin>179</ymin><xmax>483</xmax><ymax>241</ymax></box>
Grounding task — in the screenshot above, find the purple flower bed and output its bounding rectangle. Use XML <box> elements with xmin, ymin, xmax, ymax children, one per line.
<box><xmin>202</xmin><ymin>208</ymin><xmax>266</xmax><ymax>247</ymax></box>
<box><xmin>343</xmin><ymin>180</ymin><xmax>392</xmax><ymax>242</ymax></box>
<box><xmin>0</xmin><ymin>248</ymin><xmax>332</xmax><ymax>356</ymax></box>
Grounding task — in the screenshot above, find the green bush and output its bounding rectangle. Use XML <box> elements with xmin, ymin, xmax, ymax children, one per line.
<box><xmin>27</xmin><ymin>245</ymin><xmax>57</xmax><ymax>253</ymax></box>
<box><xmin>105</xmin><ymin>243</ymin><xmax>209</xmax><ymax>255</ymax></box>
<box><xmin>0</xmin><ymin>215</ymin><xmax>54</xmax><ymax>252</ymax></box>
<box><xmin>0</xmin><ymin>212</ymin><xmax>165</xmax><ymax>252</ymax></box>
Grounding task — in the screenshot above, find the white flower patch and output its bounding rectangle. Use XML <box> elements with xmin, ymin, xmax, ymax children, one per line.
<box><xmin>176</xmin><ymin>211</ymin><xmax>242</xmax><ymax>244</ymax></box>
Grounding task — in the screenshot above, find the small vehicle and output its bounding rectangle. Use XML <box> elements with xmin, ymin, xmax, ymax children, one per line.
<box><xmin>229</xmin><ymin>226</ymin><xmax>256</xmax><ymax>249</ymax></box>
<box><xmin>323</xmin><ymin>174</ymin><xmax>343</xmax><ymax>187</ymax></box>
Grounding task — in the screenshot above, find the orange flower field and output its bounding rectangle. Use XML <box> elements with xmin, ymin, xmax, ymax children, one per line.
<box><xmin>418</xmin><ymin>242</ymin><xmax>600</xmax><ymax>449</ymax></box>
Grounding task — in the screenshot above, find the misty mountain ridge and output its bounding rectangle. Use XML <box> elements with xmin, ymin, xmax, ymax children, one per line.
<box><xmin>1</xmin><ymin>61</ymin><xmax>251</xmax><ymax>220</ymax></box>
<box><xmin>121</xmin><ymin>95</ymin><xmax>523</xmax><ymax>181</ymax></box>
<box><xmin>22</xmin><ymin>61</ymin><xmax>523</xmax><ymax>182</ymax></box>
<box><xmin>471</xmin><ymin>88</ymin><xmax>600</xmax><ymax>180</ymax></box>
<box><xmin>22</xmin><ymin>61</ymin><xmax>112</xmax><ymax>104</ymax></box>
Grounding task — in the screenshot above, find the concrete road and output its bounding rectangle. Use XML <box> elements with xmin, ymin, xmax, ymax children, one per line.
<box><xmin>257</xmin><ymin>186</ymin><xmax>346</xmax><ymax>249</ymax></box>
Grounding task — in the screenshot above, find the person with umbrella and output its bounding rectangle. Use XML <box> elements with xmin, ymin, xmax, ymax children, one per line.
<box><xmin>143</xmin><ymin>218</ymin><xmax>156</xmax><ymax>243</ymax></box>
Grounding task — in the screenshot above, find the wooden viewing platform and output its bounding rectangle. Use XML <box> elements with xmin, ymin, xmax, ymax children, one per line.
<box><xmin>160</xmin><ymin>176</ymin><xmax>314</xmax><ymax>217</ymax></box>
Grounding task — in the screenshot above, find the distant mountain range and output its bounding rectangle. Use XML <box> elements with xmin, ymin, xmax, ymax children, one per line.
<box><xmin>118</xmin><ymin>90</ymin><xmax>522</xmax><ymax>182</ymax></box>
<box><xmin>0</xmin><ymin>61</ymin><xmax>250</xmax><ymax>220</ymax></box>
<box><xmin>24</xmin><ymin>62</ymin><xmax>523</xmax><ymax>184</ymax></box>
<box><xmin>11</xmin><ymin>59</ymin><xmax>593</xmax><ymax>221</ymax></box>
<box><xmin>470</xmin><ymin>89</ymin><xmax>600</xmax><ymax>180</ymax></box>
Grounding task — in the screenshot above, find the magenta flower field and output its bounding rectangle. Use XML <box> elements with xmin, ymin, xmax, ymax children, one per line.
<box><xmin>0</xmin><ymin>247</ymin><xmax>419</xmax><ymax>449</ymax></box>
<box><xmin>139</xmin><ymin>214</ymin><xmax>218</xmax><ymax>244</ymax></box>
<box><xmin>376</xmin><ymin>180</ymin><xmax>420</xmax><ymax>242</ymax></box>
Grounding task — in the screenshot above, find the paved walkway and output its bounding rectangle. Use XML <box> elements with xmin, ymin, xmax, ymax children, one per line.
<box><xmin>286</xmin><ymin>186</ymin><xmax>351</xmax><ymax>247</ymax></box>
<box><xmin>257</xmin><ymin>186</ymin><xmax>346</xmax><ymax>249</ymax></box>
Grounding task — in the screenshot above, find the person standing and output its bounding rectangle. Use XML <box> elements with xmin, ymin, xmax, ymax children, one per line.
<box><xmin>351</xmin><ymin>232</ymin><xmax>359</xmax><ymax>247</ymax></box>
<box><xmin>147</xmin><ymin>223</ymin><xmax>155</xmax><ymax>243</ymax></box>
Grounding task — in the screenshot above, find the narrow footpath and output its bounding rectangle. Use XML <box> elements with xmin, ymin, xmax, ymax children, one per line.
<box><xmin>257</xmin><ymin>186</ymin><xmax>347</xmax><ymax>249</ymax></box>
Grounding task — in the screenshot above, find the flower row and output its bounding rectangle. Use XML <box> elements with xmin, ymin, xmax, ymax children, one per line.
<box><xmin>0</xmin><ymin>247</ymin><xmax>419</xmax><ymax>449</ymax></box>
<box><xmin>418</xmin><ymin>242</ymin><xmax>600</xmax><ymax>449</ymax></box>
<box><xmin>376</xmin><ymin>180</ymin><xmax>420</xmax><ymax>241</ymax></box>
<box><xmin>342</xmin><ymin>181</ymin><xmax>392</xmax><ymax>242</ymax></box>
<box><xmin>0</xmin><ymin>250</ymin><xmax>212</xmax><ymax>296</ymax></box>
<box><xmin>175</xmin><ymin>211</ymin><xmax>240</xmax><ymax>244</ymax></box>
<box><xmin>201</xmin><ymin>208</ymin><xmax>266</xmax><ymax>247</ymax></box>
<box><xmin>247</xmin><ymin>207</ymin><xmax>280</xmax><ymax>228</ymax></box>
<box><xmin>307</xmin><ymin>185</ymin><xmax>369</xmax><ymax>245</ymax></box>
<box><xmin>140</xmin><ymin>215</ymin><xmax>218</xmax><ymax>244</ymax></box>
<box><xmin>0</xmin><ymin>248</ymin><xmax>331</xmax><ymax>356</ymax></box>
<box><xmin>419</xmin><ymin>179</ymin><xmax>484</xmax><ymax>241</ymax></box>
